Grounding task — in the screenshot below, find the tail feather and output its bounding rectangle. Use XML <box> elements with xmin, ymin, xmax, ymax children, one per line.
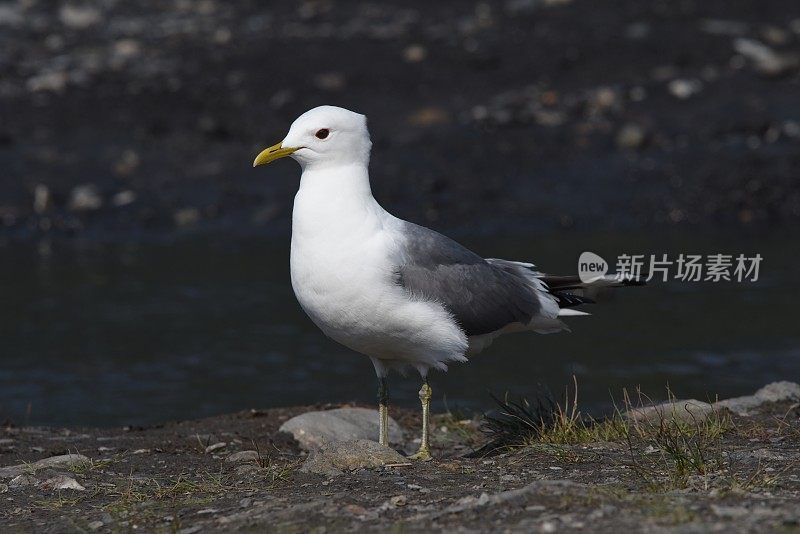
<box><xmin>540</xmin><ymin>274</ymin><xmax>645</xmax><ymax>291</ymax></box>
<box><xmin>540</xmin><ymin>273</ymin><xmax>645</xmax><ymax>312</ymax></box>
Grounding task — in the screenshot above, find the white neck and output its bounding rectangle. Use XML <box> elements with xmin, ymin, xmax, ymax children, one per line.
<box><xmin>292</xmin><ymin>163</ymin><xmax>389</xmax><ymax>241</ymax></box>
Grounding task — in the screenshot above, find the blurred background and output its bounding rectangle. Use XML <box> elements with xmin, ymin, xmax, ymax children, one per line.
<box><xmin>0</xmin><ymin>0</ymin><xmax>798</xmax><ymax>426</ymax></box>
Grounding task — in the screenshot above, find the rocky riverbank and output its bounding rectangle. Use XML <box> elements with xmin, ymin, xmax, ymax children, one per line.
<box><xmin>1</xmin><ymin>382</ymin><xmax>799</xmax><ymax>532</ymax></box>
<box><xmin>2</xmin><ymin>0</ymin><xmax>800</xmax><ymax>241</ymax></box>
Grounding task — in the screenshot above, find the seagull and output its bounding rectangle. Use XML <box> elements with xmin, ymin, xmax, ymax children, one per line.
<box><xmin>253</xmin><ymin>105</ymin><xmax>640</xmax><ymax>460</ymax></box>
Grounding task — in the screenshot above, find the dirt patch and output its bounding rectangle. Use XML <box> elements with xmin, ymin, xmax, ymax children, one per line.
<box><xmin>1</xmin><ymin>394</ymin><xmax>798</xmax><ymax>532</ymax></box>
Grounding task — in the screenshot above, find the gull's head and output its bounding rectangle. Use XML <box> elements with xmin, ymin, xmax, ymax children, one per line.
<box><xmin>253</xmin><ymin>105</ymin><xmax>371</xmax><ymax>171</ymax></box>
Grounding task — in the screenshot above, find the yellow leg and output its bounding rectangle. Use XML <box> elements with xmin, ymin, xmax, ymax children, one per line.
<box><xmin>378</xmin><ymin>377</ymin><xmax>389</xmax><ymax>447</ymax></box>
<box><xmin>409</xmin><ymin>379</ymin><xmax>433</xmax><ymax>461</ymax></box>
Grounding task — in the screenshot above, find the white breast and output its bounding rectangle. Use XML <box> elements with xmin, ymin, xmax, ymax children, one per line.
<box><xmin>289</xmin><ymin>167</ymin><xmax>467</xmax><ymax>371</ymax></box>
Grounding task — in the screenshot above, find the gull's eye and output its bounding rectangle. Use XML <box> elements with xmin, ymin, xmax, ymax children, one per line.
<box><xmin>315</xmin><ymin>128</ymin><xmax>330</xmax><ymax>140</ymax></box>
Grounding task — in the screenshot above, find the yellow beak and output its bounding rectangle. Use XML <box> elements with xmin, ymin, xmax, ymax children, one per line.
<box><xmin>252</xmin><ymin>142</ymin><xmax>298</xmax><ymax>167</ymax></box>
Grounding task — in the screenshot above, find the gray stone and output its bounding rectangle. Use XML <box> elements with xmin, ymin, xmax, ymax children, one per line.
<box><xmin>279</xmin><ymin>407</ymin><xmax>403</xmax><ymax>450</ymax></box>
<box><xmin>205</xmin><ymin>442</ymin><xmax>226</xmax><ymax>454</ymax></box>
<box><xmin>300</xmin><ymin>439</ymin><xmax>406</xmax><ymax>476</ymax></box>
<box><xmin>41</xmin><ymin>475</ymin><xmax>85</xmax><ymax>491</ymax></box>
<box><xmin>616</xmin><ymin>123</ymin><xmax>647</xmax><ymax>150</ymax></box>
<box><xmin>174</xmin><ymin>207</ymin><xmax>201</xmax><ymax>227</ymax></box>
<box><xmin>626</xmin><ymin>399</ymin><xmax>717</xmax><ymax>424</ymax></box>
<box><xmin>733</xmin><ymin>38</ymin><xmax>798</xmax><ymax>77</ymax></box>
<box><xmin>9</xmin><ymin>474</ymin><xmax>37</xmax><ymax>488</ymax></box>
<box><xmin>88</xmin><ymin>520</ymin><xmax>104</xmax><ymax>531</ymax></box>
<box><xmin>0</xmin><ymin>453</ymin><xmax>90</xmax><ymax>479</ymax></box>
<box><xmin>715</xmin><ymin>381</ymin><xmax>800</xmax><ymax>415</ymax></box>
<box><xmin>59</xmin><ymin>5</ymin><xmax>102</xmax><ymax>29</ymax></box>
<box><xmin>226</xmin><ymin>450</ymin><xmax>260</xmax><ymax>463</ymax></box>
<box><xmin>668</xmin><ymin>78</ymin><xmax>702</xmax><ymax>99</ymax></box>
<box><xmin>68</xmin><ymin>184</ymin><xmax>103</xmax><ymax>212</ymax></box>
<box><xmin>33</xmin><ymin>184</ymin><xmax>52</xmax><ymax>214</ymax></box>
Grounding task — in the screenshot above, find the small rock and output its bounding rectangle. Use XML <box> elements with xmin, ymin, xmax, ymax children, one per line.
<box><xmin>300</xmin><ymin>439</ymin><xmax>406</xmax><ymax>476</ymax></box>
<box><xmin>41</xmin><ymin>475</ymin><xmax>85</xmax><ymax>491</ymax></box>
<box><xmin>0</xmin><ymin>483</ymin><xmax>7</xmax><ymax>493</ymax></box>
<box><xmin>734</xmin><ymin>38</ymin><xmax>798</xmax><ymax>77</ymax></box>
<box><xmin>68</xmin><ymin>184</ymin><xmax>103</xmax><ymax>212</ymax></box>
<box><xmin>87</xmin><ymin>520</ymin><xmax>104</xmax><ymax>531</ymax></box>
<box><xmin>668</xmin><ymin>79</ymin><xmax>702</xmax><ymax>99</ymax></box>
<box><xmin>715</xmin><ymin>381</ymin><xmax>800</xmax><ymax>415</ymax></box>
<box><xmin>59</xmin><ymin>4</ymin><xmax>102</xmax><ymax>29</ymax></box>
<box><xmin>33</xmin><ymin>184</ymin><xmax>52</xmax><ymax>214</ymax></box>
<box><xmin>626</xmin><ymin>399</ymin><xmax>717</xmax><ymax>424</ymax></box>
<box><xmin>9</xmin><ymin>474</ymin><xmax>37</xmax><ymax>488</ymax></box>
<box><xmin>616</xmin><ymin>123</ymin><xmax>647</xmax><ymax>150</ymax></box>
<box><xmin>314</xmin><ymin>72</ymin><xmax>346</xmax><ymax>91</ymax></box>
<box><xmin>280</xmin><ymin>407</ymin><xmax>403</xmax><ymax>450</ymax></box>
<box><xmin>0</xmin><ymin>4</ymin><xmax>22</xmax><ymax>27</ymax></box>
<box><xmin>408</xmin><ymin>107</ymin><xmax>451</xmax><ymax>127</ymax></box>
<box><xmin>235</xmin><ymin>464</ymin><xmax>260</xmax><ymax>476</ymax></box>
<box><xmin>205</xmin><ymin>442</ymin><xmax>226</xmax><ymax>454</ymax></box>
<box><xmin>225</xmin><ymin>450</ymin><xmax>259</xmax><ymax>463</ymax></box>
<box><xmin>174</xmin><ymin>207</ymin><xmax>200</xmax><ymax>227</ymax></box>
<box><xmin>0</xmin><ymin>454</ymin><xmax>90</xmax><ymax>479</ymax></box>
<box><xmin>27</xmin><ymin>71</ymin><xmax>69</xmax><ymax>93</ymax></box>
<box><xmin>403</xmin><ymin>44</ymin><xmax>427</xmax><ymax>63</ymax></box>
<box><xmin>132</xmin><ymin>448</ymin><xmax>149</xmax><ymax>454</ymax></box>
<box><xmin>390</xmin><ymin>495</ymin><xmax>407</xmax><ymax>507</ymax></box>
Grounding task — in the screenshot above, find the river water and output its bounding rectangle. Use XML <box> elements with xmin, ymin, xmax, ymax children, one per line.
<box><xmin>1</xmin><ymin>230</ymin><xmax>797</xmax><ymax>426</ymax></box>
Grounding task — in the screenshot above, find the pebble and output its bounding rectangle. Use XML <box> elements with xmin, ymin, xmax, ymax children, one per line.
<box><xmin>205</xmin><ymin>442</ymin><xmax>227</xmax><ymax>454</ymax></box>
<box><xmin>59</xmin><ymin>5</ymin><xmax>102</xmax><ymax>29</ymax></box>
<box><xmin>87</xmin><ymin>520</ymin><xmax>104</xmax><ymax>531</ymax></box>
<box><xmin>225</xmin><ymin>450</ymin><xmax>259</xmax><ymax>463</ymax></box>
<box><xmin>0</xmin><ymin>454</ymin><xmax>89</xmax><ymax>479</ymax></box>
<box><xmin>403</xmin><ymin>44</ymin><xmax>427</xmax><ymax>63</ymax></box>
<box><xmin>33</xmin><ymin>184</ymin><xmax>51</xmax><ymax>214</ymax></box>
<box><xmin>733</xmin><ymin>38</ymin><xmax>798</xmax><ymax>77</ymax></box>
<box><xmin>9</xmin><ymin>474</ymin><xmax>37</xmax><ymax>488</ymax></box>
<box><xmin>668</xmin><ymin>79</ymin><xmax>702</xmax><ymax>99</ymax></box>
<box><xmin>390</xmin><ymin>495</ymin><xmax>407</xmax><ymax>507</ymax></box>
<box><xmin>41</xmin><ymin>475</ymin><xmax>86</xmax><ymax>491</ymax></box>
<box><xmin>616</xmin><ymin>123</ymin><xmax>646</xmax><ymax>150</ymax></box>
<box><xmin>174</xmin><ymin>207</ymin><xmax>200</xmax><ymax>227</ymax></box>
<box><xmin>68</xmin><ymin>184</ymin><xmax>103</xmax><ymax>212</ymax></box>
<box><xmin>27</xmin><ymin>71</ymin><xmax>69</xmax><ymax>93</ymax></box>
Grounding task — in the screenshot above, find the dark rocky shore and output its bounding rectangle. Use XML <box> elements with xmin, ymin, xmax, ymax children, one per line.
<box><xmin>1</xmin><ymin>382</ymin><xmax>799</xmax><ymax>532</ymax></box>
<box><xmin>1</xmin><ymin>0</ymin><xmax>800</xmax><ymax>241</ymax></box>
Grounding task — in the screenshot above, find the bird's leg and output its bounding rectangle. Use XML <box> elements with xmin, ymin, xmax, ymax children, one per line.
<box><xmin>377</xmin><ymin>377</ymin><xmax>389</xmax><ymax>447</ymax></box>
<box><xmin>410</xmin><ymin>377</ymin><xmax>433</xmax><ymax>461</ymax></box>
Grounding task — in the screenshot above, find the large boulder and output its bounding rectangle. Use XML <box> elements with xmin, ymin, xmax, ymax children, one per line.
<box><xmin>279</xmin><ymin>407</ymin><xmax>403</xmax><ymax>450</ymax></box>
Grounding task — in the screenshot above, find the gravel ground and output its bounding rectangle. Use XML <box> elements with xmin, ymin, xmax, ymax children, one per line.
<box><xmin>1</xmin><ymin>0</ymin><xmax>799</xmax><ymax>240</ymax></box>
<box><xmin>1</xmin><ymin>386</ymin><xmax>799</xmax><ymax>532</ymax></box>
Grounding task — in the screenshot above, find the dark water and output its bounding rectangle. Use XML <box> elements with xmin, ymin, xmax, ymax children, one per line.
<box><xmin>1</xmin><ymin>230</ymin><xmax>798</xmax><ymax>427</ymax></box>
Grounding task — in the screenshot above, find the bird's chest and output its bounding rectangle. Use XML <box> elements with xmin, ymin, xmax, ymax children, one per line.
<box><xmin>289</xmin><ymin>196</ymin><xmax>399</xmax><ymax>346</ymax></box>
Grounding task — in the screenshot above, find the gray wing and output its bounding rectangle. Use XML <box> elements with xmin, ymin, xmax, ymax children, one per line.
<box><xmin>395</xmin><ymin>222</ymin><xmax>543</xmax><ymax>337</ymax></box>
